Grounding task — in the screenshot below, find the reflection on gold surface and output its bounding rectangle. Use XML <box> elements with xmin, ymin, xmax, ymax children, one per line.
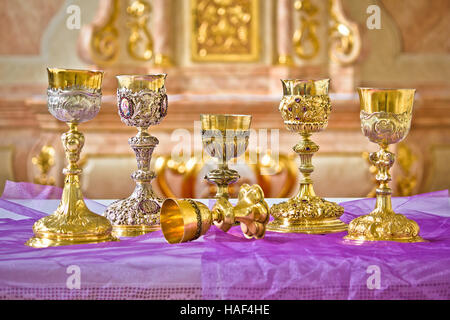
<box><xmin>191</xmin><ymin>0</ymin><xmax>259</xmax><ymax>61</ymax></box>
<box><xmin>328</xmin><ymin>0</ymin><xmax>361</xmax><ymax>64</ymax></box>
<box><xmin>396</xmin><ymin>142</ymin><xmax>417</xmax><ymax>196</ymax></box>
<box><xmin>293</xmin><ymin>0</ymin><xmax>320</xmax><ymax>60</ymax></box>
<box><xmin>126</xmin><ymin>0</ymin><xmax>154</xmax><ymax>61</ymax></box>
<box><xmin>47</xmin><ymin>68</ymin><xmax>104</xmax><ymax>90</ymax></box>
<box><xmin>32</xmin><ymin>145</ymin><xmax>55</xmax><ymax>186</ymax></box>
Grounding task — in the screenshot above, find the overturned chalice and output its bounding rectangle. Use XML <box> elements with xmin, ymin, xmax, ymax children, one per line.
<box><xmin>268</xmin><ymin>79</ymin><xmax>347</xmax><ymax>234</ymax></box>
<box><xmin>160</xmin><ymin>184</ymin><xmax>269</xmax><ymax>243</ymax></box>
<box><xmin>201</xmin><ymin>114</ymin><xmax>251</xmax><ymax>199</ymax></box>
<box><xmin>345</xmin><ymin>88</ymin><xmax>424</xmax><ymax>242</ymax></box>
<box><xmin>26</xmin><ymin>68</ymin><xmax>117</xmax><ymax>248</ymax></box>
<box><xmin>103</xmin><ymin>74</ymin><xmax>168</xmax><ymax>237</ymax></box>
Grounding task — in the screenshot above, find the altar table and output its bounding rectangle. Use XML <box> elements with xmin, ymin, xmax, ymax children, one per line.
<box><xmin>0</xmin><ymin>188</ymin><xmax>449</xmax><ymax>300</ymax></box>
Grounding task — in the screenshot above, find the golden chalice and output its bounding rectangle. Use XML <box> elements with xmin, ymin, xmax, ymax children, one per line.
<box><xmin>345</xmin><ymin>88</ymin><xmax>424</xmax><ymax>242</ymax></box>
<box><xmin>201</xmin><ymin>114</ymin><xmax>251</xmax><ymax>199</ymax></box>
<box><xmin>103</xmin><ymin>74</ymin><xmax>168</xmax><ymax>237</ymax></box>
<box><xmin>268</xmin><ymin>79</ymin><xmax>347</xmax><ymax>234</ymax></box>
<box><xmin>26</xmin><ymin>68</ymin><xmax>117</xmax><ymax>248</ymax></box>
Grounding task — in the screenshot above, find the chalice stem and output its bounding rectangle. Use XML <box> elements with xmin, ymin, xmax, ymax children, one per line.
<box><xmin>372</xmin><ymin>146</ymin><xmax>395</xmax><ymax>215</ymax></box>
<box><xmin>129</xmin><ymin>127</ymin><xmax>159</xmax><ymax>198</ymax></box>
<box><xmin>58</xmin><ymin>122</ymin><xmax>89</xmax><ymax>217</ymax></box>
<box><xmin>295</xmin><ymin>133</ymin><xmax>317</xmax><ymax>199</ymax></box>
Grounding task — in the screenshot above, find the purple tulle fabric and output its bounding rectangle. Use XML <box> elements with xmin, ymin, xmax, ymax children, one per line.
<box><xmin>0</xmin><ymin>180</ymin><xmax>449</xmax><ymax>300</ymax></box>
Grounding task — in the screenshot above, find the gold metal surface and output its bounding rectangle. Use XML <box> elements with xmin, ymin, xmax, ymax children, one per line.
<box><xmin>345</xmin><ymin>88</ymin><xmax>424</xmax><ymax>243</ymax></box>
<box><xmin>293</xmin><ymin>0</ymin><xmax>320</xmax><ymax>60</ymax></box>
<box><xmin>103</xmin><ymin>74</ymin><xmax>168</xmax><ymax>237</ymax></box>
<box><xmin>201</xmin><ymin>114</ymin><xmax>251</xmax><ymax>199</ymax></box>
<box><xmin>160</xmin><ymin>184</ymin><xmax>269</xmax><ymax>243</ymax></box>
<box><xmin>396</xmin><ymin>142</ymin><xmax>417</xmax><ymax>196</ymax></box>
<box><xmin>27</xmin><ymin>68</ymin><xmax>117</xmax><ymax>248</ymax></box>
<box><xmin>126</xmin><ymin>0</ymin><xmax>154</xmax><ymax>61</ymax></box>
<box><xmin>328</xmin><ymin>0</ymin><xmax>361</xmax><ymax>64</ymax></box>
<box><xmin>91</xmin><ymin>0</ymin><xmax>120</xmax><ymax>63</ymax></box>
<box><xmin>32</xmin><ymin>145</ymin><xmax>55</xmax><ymax>186</ymax></box>
<box><xmin>191</xmin><ymin>0</ymin><xmax>260</xmax><ymax>62</ymax></box>
<box><xmin>268</xmin><ymin>79</ymin><xmax>347</xmax><ymax>234</ymax></box>
<box><xmin>47</xmin><ymin>68</ymin><xmax>103</xmax><ymax>90</ymax></box>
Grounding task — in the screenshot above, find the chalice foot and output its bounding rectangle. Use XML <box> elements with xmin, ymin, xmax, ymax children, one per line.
<box><xmin>268</xmin><ymin>195</ymin><xmax>346</xmax><ymax>234</ymax></box>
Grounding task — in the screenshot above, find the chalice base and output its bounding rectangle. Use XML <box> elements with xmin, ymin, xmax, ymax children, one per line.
<box><xmin>104</xmin><ymin>194</ymin><xmax>162</xmax><ymax>237</ymax></box>
<box><xmin>268</xmin><ymin>196</ymin><xmax>347</xmax><ymax>234</ymax></box>
<box><xmin>344</xmin><ymin>210</ymin><xmax>425</xmax><ymax>243</ymax></box>
<box><xmin>25</xmin><ymin>208</ymin><xmax>118</xmax><ymax>248</ymax></box>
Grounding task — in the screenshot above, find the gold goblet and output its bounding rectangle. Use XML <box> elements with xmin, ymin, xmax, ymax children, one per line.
<box><xmin>268</xmin><ymin>79</ymin><xmax>347</xmax><ymax>234</ymax></box>
<box><xmin>160</xmin><ymin>183</ymin><xmax>270</xmax><ymax>243</ymax></box>
<box><xmin>345</xmin><ymin>88</ymin><xmax>424</xmax><ymax>242</ymax></box>
<box><xmin>103</xmin><ymin>74</ymin><xmax>168</xmax><ymax>237</ymax></box>
<box><xmin>26</xmin><ymin>68</ymin><xmax>117</xmax><ymax>248</ymax></box>
<box><xmin>201</xmin><ymin>114</ymin><xmax>251</xmax><ymax>199</ymax></box>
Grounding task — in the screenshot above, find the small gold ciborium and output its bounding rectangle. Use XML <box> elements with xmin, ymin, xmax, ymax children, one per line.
<box><xmin>201</xmin><ymin>114</ymin><xmax>252</xmax><ymax>199</ymax></box>
<box><xmin>103</xmin><ymin>74</ymin><xmax>168</xmax><ymax>237</ymax></box>
<box><xmin>345</xmin><ymin>88</ymin><xmax>424</xmax><ymax>242</ymax></box>
<box><xmin>268</xmin><ymin>79</ymin><xmax>347</xmax><ymax>234</ymax></box>
<box><xmin>161</xmin><ymin>184</ymin><xmax>269</xmax><ymax>243</ymax></box>
<box><xmin>26</xmin><ymin>68</ymin><xmax>117</xmax><ymax>248</ymax></box>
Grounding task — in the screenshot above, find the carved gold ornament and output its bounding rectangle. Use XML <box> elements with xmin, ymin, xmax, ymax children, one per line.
<box><xmin>191</xmin><ymin>0</ymin><xmax>260</xmax><ymax>62</ymax></box>
<box><xmin>32</xmin><ymin>145</ymin><xmax>56</xmax><ymax>186</ymax></box>
<box><xmin>328</xmin><ymin>0</ymin><xmax>361</xmax><ymax>65</ymax></box>
<box><xmin>293</xmin><ymin>0</ymin><xmax>320</xmax><ymax>60</ymax></box>
<box><xmin>126</xmin><ymin>0</ymin><xmax>154</xmax><ymax>61</ymax></box>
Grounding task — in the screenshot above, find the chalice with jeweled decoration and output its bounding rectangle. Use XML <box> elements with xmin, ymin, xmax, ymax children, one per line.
<box><xmin>201</xmin><ymin>114</ymin><xmax>251</xmax><ymax>200</ymax></box>
<box><xmin>26</xmin><ymin>68</ymin><xmax>117</xmax><ymax>248</ymax></box>
<box><xmin>344</xmin><ymin>88</ymin><xmax>424</xmax><ymax>242</ymax></box>
<box><xmin>268</xmin><ymin>79</ymin><xmax>347</xmax><ymax>234</ymax></box>
<box><xmin>103</xmin><ymin>74</ymin><xmax>168</xmax><ymax>237</ymax></box>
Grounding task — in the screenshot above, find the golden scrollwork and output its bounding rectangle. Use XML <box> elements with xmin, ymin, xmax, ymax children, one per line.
<box><xmin>293</xmin><ymin>0</ymin><xmax>320</xmax><ymax>60</ymax></box>
<box><xmin>90</xmin><ymin>0</ymin><xmax>120</xmax><ymax>63</ymax></box>
<box><xmin>126</xmin><ymin>0</ymin><xmax>154</xmax><ymax>61</ymax></box>
<box><xmin>191</xmin><ymin>0</ymin><xmax>260</xmax><ymax>62</ymax></box>
<box><xmin>328</xmin><ymin>0</ymin><xmax>361</xmax><ymax>65</ymax></box>
<box><xmin>32</xmin><ymin>145</ymin><xmax>56</xmax><ymax>186</ymax></box>
<box><xmin>362</xmin><ymin>151</ymin><xmax>377</xmax><ymax>197</ymax></box>
<box><xmin>396</xmin><ymin>142</ymin><xmax>417</xmax><ymax>196</ymax></box>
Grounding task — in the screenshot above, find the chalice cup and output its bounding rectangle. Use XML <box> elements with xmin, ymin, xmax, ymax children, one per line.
<box><xmin>345</xmin><ymin>88</ymin><xmax>424</xmax><ymax>242</ymax></box>
<box><xmin>26</xmin><ymin>68</ymin><xmax>117</xmax><ymax>248</ymax></box>
<box><xmin>201</xmin><ymin>114</ymin><xmax>251</xmax><ymax>199</ymax></box>
<box><xmin>268</xmin><ymin>79</ymin><xmax>347</xmax><ymax>234</ymax></box>
<box><xmin>103</xmin><ymin>74</ymin><xmax>168</xmax><ymax>237</ymax></box>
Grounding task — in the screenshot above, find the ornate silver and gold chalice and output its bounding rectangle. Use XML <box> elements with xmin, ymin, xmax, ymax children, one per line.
<box><xmin>268</xmin><ymin>79</ymin><xmax>347</xmax><ymax>234</ymax></box>
<box><xmin>26</xmin><ymin>68</ymin><xmax>117</xmax><ymax>248</ymax></box>
<box><xmin>103</xmin><ymin>74</ymin><xmax>168</xmax><ymax>237</ymax></box>
<box><xmin>201</xmin><ymin>114</ymin><xmax>251</xmax><ymax>199</ymax></box>
<box><xmin>345</xmin><ymin>88</ymin><xmax>424</xmax><ymax>242</ymax></box>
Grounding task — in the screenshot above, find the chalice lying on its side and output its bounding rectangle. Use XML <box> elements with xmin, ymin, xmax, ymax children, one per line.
<box><xmin>345</xmin><ymin>88</ymin><xmax>424</xmax><ymax>242</ymax></box>
<box><xmin>268</xmin><ymin>79</ymin><xmax>347</xmax><ymax>234</ymax></box>
<box><xmin>26</xmin><ymin>68</ymin><xmax>117</xmax><ymax>248</ymax></box>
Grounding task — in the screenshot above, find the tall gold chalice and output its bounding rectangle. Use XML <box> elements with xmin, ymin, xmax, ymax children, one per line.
<box><xmin>201</xmin><ymin>114</ymin><xmax>251</xmax><ymax>199</ymax></box>
<box><xmin>345</xmin><ymin>88</ymin><xmax>424</xmax><ymax>242</ymax></box>
<box><xmin>26</xmin><ymin>68</ymin><xmax>117</xmax><ymax>248</ymax></box>
<box><xmin>103</xmin><ymin>74</ymin><xmax>168</xmax><ymax>237</ymax></box>
<box><xmin>268</xmin><ymin>79</ymin><xmax>347</xmax><ymax>234</ymax></box>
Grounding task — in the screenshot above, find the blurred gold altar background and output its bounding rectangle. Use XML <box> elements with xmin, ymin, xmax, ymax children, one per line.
<box><xmin>0</xmin><ymin>0</ymin><xmax>449</xmax><ymax>199</ymax></box>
